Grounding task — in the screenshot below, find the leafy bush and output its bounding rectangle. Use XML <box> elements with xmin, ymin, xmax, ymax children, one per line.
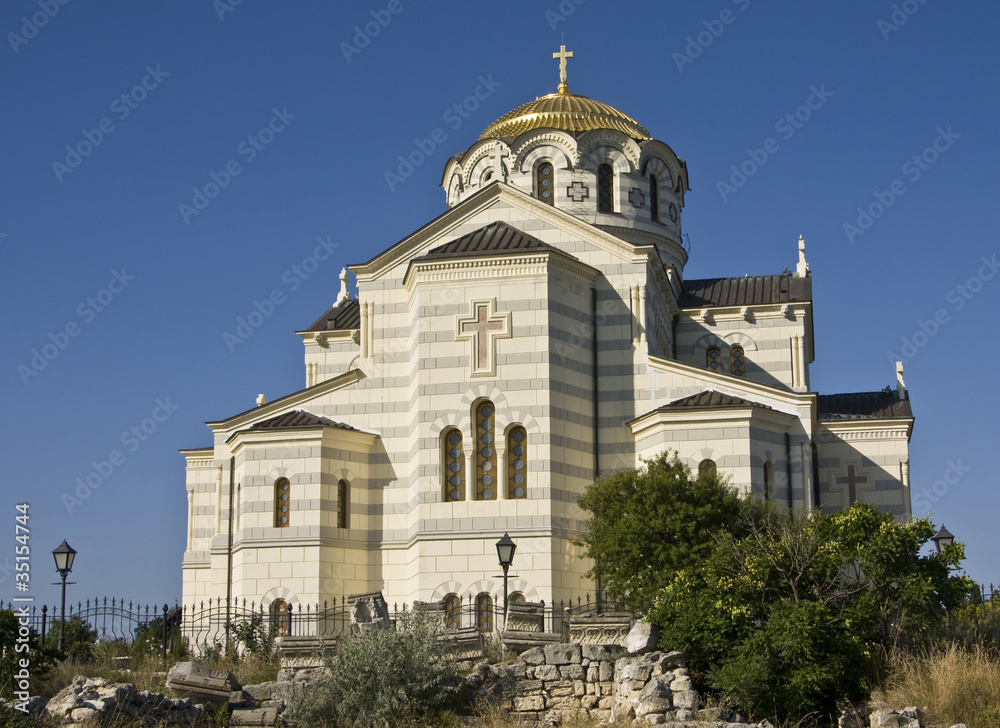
<box><xmin>577</xmin><ymin>451</ymin><xmax>762</xmax><ymax>613</ymax></box>
<box><xmin>0</xmin><ymin>610</ymin><xmax>56</xmax><ymax>700</ymax></box>
<box><xmin>646</xmin><ymin>504</ymin><xmax>974</xmax><ymax>724</ymax></box>
<box><xmin>288</xmin><ymin>606</ymin><xmax>462</xmax><ymax>728</ymax></box>
<box><xmin>43</xmin><ymin>615</ymin><xmax>97</xmax><ymax>663</ymax></box>
<box><xmin>227</xmin><ymin>613</ymin><xmax>274</xmax><ymax>657</ymax></box>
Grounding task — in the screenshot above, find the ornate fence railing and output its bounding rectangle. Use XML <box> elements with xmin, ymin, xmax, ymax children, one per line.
<box><xmin>1</xmin><ymin>591</ymin><xmax>630</xmax><ymax>653</ymax></box>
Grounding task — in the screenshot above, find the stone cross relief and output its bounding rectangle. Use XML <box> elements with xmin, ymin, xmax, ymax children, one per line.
<box><xmin>567</xmin><ymin>180</ymin><xmax>590</xmax><ymax>202</ymax></box>
<box><xmin>490</xmin><ymin>141</ymin><xmax>509</xmax><ymax>183</ymax></box>
<box><xmin>457</xmin><ymin>300</ymin><xmax>510</xmax><ymax>375</ymax></box>
<box><xmin>837</xmin><ymin>464</ymin><xmax>869</xmax><ymax>504</ymax></box>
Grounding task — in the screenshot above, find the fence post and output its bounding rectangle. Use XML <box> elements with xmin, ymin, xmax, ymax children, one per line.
<box><xmin>162</xmin><ymin>604</ymin><xmax>169</xmax><ymax>666</ymax></box>
<box><xmin>41</xmin><ymin>605</ymin><xmax>47</xmax><ymax>645</ymax></box>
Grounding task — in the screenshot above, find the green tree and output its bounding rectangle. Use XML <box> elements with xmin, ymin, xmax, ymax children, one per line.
<box><xmin>577</xmin><ymin>450</ymin><xmax>760</xmax><ymax>613</ymax></box>
<box><xmin>648</xmin><ymin>504</ymin><xmax>974</xmax><ymax>723</ymax></box>
<box><xmin>0</xmin><ymin>610</ymin><xmax>56</xmax><ymax>698</ymax></box>
<box><xmin>288</xmin><ymin>606</ymin><xmax>461</xmax><ymax>728</ymax></box>
<box><xmin>44</xmin><ymin>615</ymin><xmax>98</xmax><ymax>662</ymax></box>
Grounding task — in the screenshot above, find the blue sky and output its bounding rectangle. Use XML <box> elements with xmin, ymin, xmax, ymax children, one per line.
<box><xmin>2</xmin><ymin>1</ymin><xmax>997</xmax><ymax>608</ymax></box>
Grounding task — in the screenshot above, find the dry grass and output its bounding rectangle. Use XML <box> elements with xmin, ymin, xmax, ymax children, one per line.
<box><xmin>469</xmin><ymin>701</ymin><xmax>634</xmax><ymax>728</ymax></box>
<box><xmin>876</xmin><ymin>641</ymin><xmax>1000</xmax><ymax>728</ymax></box>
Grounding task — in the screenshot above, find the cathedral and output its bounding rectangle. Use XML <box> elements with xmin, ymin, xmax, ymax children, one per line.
<box><xmin>180</xmin><ymin>49</ymin><xmax>914</xmax><ymax>616</ymax></box>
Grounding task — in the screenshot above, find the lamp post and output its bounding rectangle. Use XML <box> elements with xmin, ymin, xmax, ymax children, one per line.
<box><xmin>495</xmin><ymin>533</ymin><xmax>517</xmax><ymax>630</ymax></box>
<box><xmin>51</xmin><ymin>540</ymin><xmax>77</xmax><ymax>653</ymax></box>
<box><xmin>933</xmin><ymin>525</ymin><xmax>955</xmax><ymax>553</ymax></box>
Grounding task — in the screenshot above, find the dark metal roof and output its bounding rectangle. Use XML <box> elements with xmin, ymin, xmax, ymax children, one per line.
<box><xmin>818</xmin><ymin>392</ymin><xmax>913</xmax><ymax>421</ymax></box>
<box><xmin>415</xmin><ymin>221</ymin><xmax>564</xmax><ymax>261</ymax></box>
<box><xmin>680</xmin><ymin>272</ymin><xmax>811</xmax><ymax>309</ymax></box>
<box><xmin>303</xmin><ymin>298</ymin><xmax>360</xmax><ymax>333</ymax></box>
<box><xmin>660</xmin><ymin>390</ymin><xmax>772</xmax><ymax>411</ymax></box>
<box><xmin>249</xmin><ymin>410</ymin><xmax>355</xmax><ymax>431</ymax></box>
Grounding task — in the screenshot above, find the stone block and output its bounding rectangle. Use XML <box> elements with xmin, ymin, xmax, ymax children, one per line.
<box><xmin>599</xmin><ymin>696</ymin><xmax>617</xmax><ymax>709</ymax></box>
<box><xmin>673</xmin><ymin>689</ymin><xmax>699</xmax><ymax>710</ymax></box>
<box><xmin>521</xmin><ymin>647</ymin><xmax>546</xmax><ymax>665</ymax></box>
<box><xmin>166</xmin><ymin>661</ymin><xmax>241</xmax><ymax>707</ymax></box>
<box><xmin>513</xmin><ymin>695</ymin><xmax>545</xmax><ymax>711</ymax></box>
<box><xmin>586</xmin><ymin>665</ymin><xmax>599</xmax><ymax>682</ymax></box>
<box><xmin>547</xmin><ymin>681</ymin><xmax>576</xmax><ymax>697</ymax></box>
<box><xmin>534</xmin><ymin>664</ymin><xmax>560</xmax><ymax>681</ymax></box>
<box><xmin>626</xmin><ymin>622</ymin><xmax>659</xmax><ymax>654</ymax></box>
<box><xmin>620</xmin><ymin>662</ymin><xmax>653</xmax><ymax>682</ymax></box>
<box><xmin>669</xmin><ymin>676</ymin><xmax>692</xmax><ymax>692</ymax></box>
<box><xmin>573</xmin><ymin>680</ymin><xmax>586</xmax><ymax>697</ymax></box>
<box><xmin>230</xmin><ymin>708</ymin><xmax>278</xmax><ymax>726</ymax></box>
<box><xmin>644</xmin><ymin>715</ymin><xmax>667</xmax><ymax>725</ymax></box>
<box><xmin>581</xmin><ymin>695</ymin><xmax>600</xmax><ymax>709</ymax></box>
<box><xmin>599</xmin><ymin>661</ymin><xmax>614</xmax><ymax>681</ymax></box>
<box><xmin>559</xmin><ymin>664</ymin><xmax>585</xmax><ymax>680</ymax></box>
<box><xmin>543</xmin><ymin>643</ymin><xmax>582</xmax><ymax>665</ymax></box>
<box><xmin>582</xmin><ymin>644</ymin><xmax>626</xmax><ymax>662</ymax></box>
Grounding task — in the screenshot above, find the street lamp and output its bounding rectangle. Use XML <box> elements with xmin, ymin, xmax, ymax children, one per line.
<box><xmin>51</xmin><ymin>540</ymin><xmax>77</xmax><ymax>653</ymax></box>
<box><xmin>933</xmin><ymin>525</ymin><xmax>955</xmax><ymax>553</ymax></box>
<box><xmin>495</xmin><ymin>533</ymin><xmax>517</xmax><ymax>629</ymax></box>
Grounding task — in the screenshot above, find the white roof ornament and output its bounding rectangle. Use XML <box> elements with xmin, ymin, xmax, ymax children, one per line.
<box><xmin>796</xmin><ymin>235</ymin><xmax>810</xmax><ymax>278</ymax></box>
<box><xmin>256</xmin><ymin>394</ymin><xmax>267</xmax><ymax>407</ymax></box>
<box><xmin>336</xmin><ymin>267</ymin><xmax>351</xmax><ymax>306</ymax></box>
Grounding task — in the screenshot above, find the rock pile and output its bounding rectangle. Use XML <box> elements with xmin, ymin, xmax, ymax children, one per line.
<box><xmin>45</xmin><ymin>676</ymin><xmax>207</xmax><ymax>725</ymax></box>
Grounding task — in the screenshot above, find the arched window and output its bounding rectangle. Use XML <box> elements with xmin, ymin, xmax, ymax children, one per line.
<box><xmin>730</xmin><ymin>345</ymin><xmax>746</xmax><ymax>377</ymax></box>
<box><xmin>698</xmin><ymin>459</ymin><xmax>717</xmax><ymax>479</ymax></box>
<box><xmin>598</xmin><ymin>164</ymin><xmax>614</xmax><ymax>212</ymax></box>
<box><xmin>763</xmin><ymin>461</ymin><xmax>774</xmax><ymax>501</ymax></box>
<box><xmin>536</xmin><ymin>162</ymin><xmax>554</xmax><ymax>205</ymax></box>
<box><xmin>444</xmin><ymin>593</ymin><xmax>461</xmax><ymax>631</ymax></box>
<box><xmin>650</xmin><ymin>175</ymin><xmax>659</xmax><ymax>222</ymax></box>
<box><xmin>507</xmin><ymin>426</ymin><xmax>528</xmax><ymax>499</ymax></box>
<box><xmin>337</xmin><ymin>479</ymin><xmax>349</xmax><ymax>529</ymax></box>
<box><xmin>270</xmin><ymin>599</ymin><xmax>289</xmax><ymax>637</ymax></box>
<box><xmin>475</xmin><ymin>401</ymin><xmax>497</xmax><ymax>501</ymax></box>
<box><xmin>509</xmin><ymin>592</ymin><xmax>526</xmax><ymax>605</ymax></box>
<box><xmin>443</xmin><ymin>429</ymin><xmax>465</xmax><ymax>502</ymax></box>
<box><xmin>476</xmin><ymin>593</ymin><xmax>494</xmax><ymax>634</ymax></box>
<box><xmin>274</xmin><ymin>478</ymin><xmax>290</xmax><ymax>528</ymax></box>
<box><xmin>706</xmin><ymin>347</ymin><xmax>722</xmax><ymax>373</ymax></box>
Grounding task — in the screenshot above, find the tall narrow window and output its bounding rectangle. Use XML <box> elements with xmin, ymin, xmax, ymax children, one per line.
<box><xmin>271</xmin><ymin>599</ymin><xmax>289</xmax><ymax>637</ymax></box>
<box><xmin>274</xmin><ymin>478</ymin><xmax>290</xmax><ymax>528</ymax></box>
<box><xmin>763</xmin><ymin>461</ymin><xmax>774</xmax><ymax>501</ymax></box>
<box><xmin>730</xmin><ymin>345</ymin><xmax>746</xmax><ymax>377</ymax></box>
<box><xmin>443</xmin><ymin>429</ymin><xmax>465</xmax><ymax>502</ymax></box>
<box><xmin>476</xmin><ymin>593</ymin><xmax>493</xmax><ymax>634</ymax></box>
<box><xmin>707</xmin><ymin>347</ymin><xmax>722</xmax><ymax>373</ymax></box>
<box><xmin>337</xmin><ymin>479</ymin><xmax>349</xmax><ymax>528</ymax></box>
<box><xmin>698</xmin><ymin>459</ymin><xmax>717</xmax><ymax>479</ymax></box>
<box><xmin>598</xmin><ymin>164</ymin><xmax>614</xmax><ymax>212</ymax></box>
<box><xmin>475</xmin><ymin>401</ymin><xmax>497</xmax><ymax>500</ymax></box>
<box><xmin>536</xmin><ymin>163</ymin><xmax>554</xmax><ymax>205</ymax></box>
<box><xmin>507</xmin><ymin>426</ymin><xmax>528</xmax><ymax>499</ymax></box>
<box><xmin>444</xmin><ymin>594</ymin><xmax>461</xmax><ymax>631</ymax></box>
<box><xmin>650</xmin><ymin>175</ymin><xmax>659</xmax><ymax>222</ymax></box>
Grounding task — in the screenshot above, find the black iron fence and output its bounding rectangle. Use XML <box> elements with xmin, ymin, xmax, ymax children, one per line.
<box><xmin>1</xmin><ymin>591</ymin><xmax>629</xmax><ymax>654</ymax></box>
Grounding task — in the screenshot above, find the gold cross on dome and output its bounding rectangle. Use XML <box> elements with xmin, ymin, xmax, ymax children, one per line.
<box><xmin>457</xmin><ymin>300</ymin><xmax>510</xmax><ymax>376</ymax></box>
<box><xmin>553</xmin><ymin>45</ymin><xmax>573</xmax><ymax>94</ymax></box>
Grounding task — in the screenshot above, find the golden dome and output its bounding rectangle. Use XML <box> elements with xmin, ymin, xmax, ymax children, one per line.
<box><xmin>479</xmin><ymin>91</ymin><xmax>652</xmax><ymax>141</ymax></box>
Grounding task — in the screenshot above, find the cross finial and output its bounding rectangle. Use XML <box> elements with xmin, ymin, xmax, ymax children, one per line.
<box><xmin>553</xmin><ymin>44</ymin><xmax>573</xmax><ymax>94</ymax></box>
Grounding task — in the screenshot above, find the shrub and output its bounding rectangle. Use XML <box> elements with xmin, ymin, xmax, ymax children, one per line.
<box><xmin>288</xmin><ymin>606</ymin><xmax>462</xmax><ymax>728</ymax></box>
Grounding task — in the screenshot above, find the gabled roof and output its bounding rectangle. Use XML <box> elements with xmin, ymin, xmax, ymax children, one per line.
<box><xmin>413</xmin><ymin>221</ymin><xmax>567</xmax><ymax>262</ymax></box>
<box><xmin>657</xmin><ymin>390</ymin><xmax>773</xmax><ymax>411</ymax></box>
<box><xmin>249</xmin><ymin>409</ymin><xmax>355</xmax><ymax>431</ymax></box>
<box><xmin>818</xmin><ymin>392</ymin><xmax>913</xmax><ymax>421</ymax></box>
<box><xmin>680</xmin><ymin>272</ymin><xmax>811</xmax><ymax>309</ymax></box>
<box><xmin>303</xmin><ymin>298</ymin><xmax>359</xmax><ymax>333</ymax></box>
